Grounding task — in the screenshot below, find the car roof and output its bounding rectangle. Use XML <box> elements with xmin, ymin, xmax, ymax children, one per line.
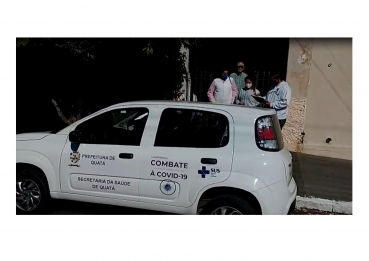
<box><xmin>57</xmin><ymin>100</ymin><xmax>275</xmax><ymax>135</ymax></box>
<box><xmin>108</xmin><ymin>100</ymin><xmax>274</xmax><ymax>115</ymax></box>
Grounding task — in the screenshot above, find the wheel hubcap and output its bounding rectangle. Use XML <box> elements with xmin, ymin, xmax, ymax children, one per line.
<box><xmin>211</xmin><ymin>206</ymin><xmax>242</xmax><ymax>215</ymax></box>
<box><xmin>16</xmin><ymin>179</ymin><xmax>41</xmax><ymax>211</ymax></box>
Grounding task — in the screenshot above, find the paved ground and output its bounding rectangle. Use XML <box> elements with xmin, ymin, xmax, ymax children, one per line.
<box><xmin>45</xmin><ymin>152</ymin><xmax>352</xmax><ymax>215</ymax></box>
<box><xmin>49</xmin><ymin>200</ymin><xmax>346</xmax><ymax>215</ymax></box>
<box><xmin>50</xmin><ymin>199</ymin><xmax>169</xmax><ymax>215</ymax></box>
<box><xmin>291</xmin><ymin>152</ymin><xmax>352</xmax><ymax>202</ymax></box>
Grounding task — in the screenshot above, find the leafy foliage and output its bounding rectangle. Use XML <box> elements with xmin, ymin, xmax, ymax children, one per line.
<box><xmin>17</xmin><ymin>38</ymin><xmax>202</xmax><ymax>131</ymax></box>
<box><xmin>16</xmin><ymin>38</ymin><xmax>30</xmax><ymax>48</ymax></box>
<box><xmin>142</xmin><ymin>38</ymin><xmax>201</xmax><ymax>99</ymax></box>
<box><xmin>54</xmin><ymin>39</ymin><xmax>97</xmax><ymax>59</ymax></box>
<box><xmin>16</xmin><ymin>38</ymin><xmax>99</xmax><ymax>61</ymax></box>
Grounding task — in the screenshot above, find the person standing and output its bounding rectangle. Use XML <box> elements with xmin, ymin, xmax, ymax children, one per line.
<box><xmin>263</xmin><ymin>74</ymin><xmax>292</xmax><ymax>129</ymax></box>
<box><xmin>207</xmin><ymin>67</ymin><xmax>238</xmax><ymax>104</ymax></box>
<box><xmin>230</xmin><ymin>62</ymin><xmax>248</xmax><ymax>96</ymax></box>
<box><xmin>236</xmin><ymin>76</ymin><xmax>260</xmax><ymax>106</ymax></box>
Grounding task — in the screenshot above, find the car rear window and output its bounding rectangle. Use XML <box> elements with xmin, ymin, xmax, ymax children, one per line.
<box><xmin>154</xmin><ymin>108</ymin><xmax>229</xmax><ymax>148</ymax></box>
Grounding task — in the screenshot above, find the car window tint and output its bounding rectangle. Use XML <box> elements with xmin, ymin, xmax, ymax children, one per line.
<box><xmin>75</xmin><ymin>107</ymin><xmax>149</xmax><ymax>146</ymax></box>
<box><xmin>154</xmin><ymin>108</ymin><xmax>229</xmax><ymax>148</ymax></box>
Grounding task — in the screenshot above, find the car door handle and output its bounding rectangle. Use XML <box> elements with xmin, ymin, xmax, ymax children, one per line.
<box><xmin>201</xmin><ymin>158</ymin><xmax>217</xmax><ymax>164</ymax></box>
<box><xmin>119</xmin><ymin>153</ymin><xmax>134</xmax><ymax>159</ymax></box>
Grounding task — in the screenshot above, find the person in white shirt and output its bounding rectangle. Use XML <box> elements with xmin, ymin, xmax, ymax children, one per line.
<box><xmin>263</xmin><ymin>74</ymin><xmax>292</xmax><ymax>129</ymax></box>
<box><xmin>207</xmin><ymin>67</ymin><xmax>238</xmax><ymax>104</ymax></box>
<box><xmin>236</xmin><ymin>75</ymin><xmax>260</xmax><ymax>107</ymax></box>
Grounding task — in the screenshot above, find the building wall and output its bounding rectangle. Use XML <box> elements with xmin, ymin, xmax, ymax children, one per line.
<box><xmin>284</xmin><ymin>38</ymin><xmax>352</xmax><ymax>160</ymax></box>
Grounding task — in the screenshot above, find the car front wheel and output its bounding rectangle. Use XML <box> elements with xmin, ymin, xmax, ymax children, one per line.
<box><xmin>16</xmin><ymin>169</ymin><xmax>51</xmax><ymax>214</ymax></box>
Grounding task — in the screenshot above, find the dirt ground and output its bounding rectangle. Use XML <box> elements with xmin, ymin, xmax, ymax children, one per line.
<box><xmin>292</xmin><ymin>207</ymin><xmax>348</xmax><ymax>215</ymax></box>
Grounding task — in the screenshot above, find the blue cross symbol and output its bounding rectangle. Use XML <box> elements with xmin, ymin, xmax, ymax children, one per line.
<box><xmin>198</xmin><ymin>166</ymin><xmax>210</xmax><ymax>178</ymax></box>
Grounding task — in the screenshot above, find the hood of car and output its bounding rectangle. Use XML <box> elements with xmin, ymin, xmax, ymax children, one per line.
<box><xmin>16</xmin><ymin>132</ymin><xmax>51</xmax><ymax>141</ymax></box>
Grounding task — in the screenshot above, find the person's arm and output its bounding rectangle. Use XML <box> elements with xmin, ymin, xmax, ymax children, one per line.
<box><xmin>207</xmin><ymin>80</ymin><xmax>216</xmax><ymax>102</ymax></box>
<box><xmin>270</xmin><ymin>86</ymin><xmax>292</xmax><ymax>110</ymax></box>
<box><xmin>252</xmin><ymin>89</ymin><xmax>261</xmax><ymax>106</ymax></box>
<box><xmin>262</xmin><ymin>91</ymin><xmax>270</xmax><ymax>107</ymax></box>
<box><xmin>260</xmin><ymin>91</ymin><xmax>267</xmax><ymax>100</ymax></box>
<box><xmin>230</xmin><ymin>78</ymin><xmax>238</xmax><ymax>103</ymax></box>
<box><xmin>236</xmin><ymin>90</ymin><xmax>243</xmax><ymax>104</ymax></box>
<box><xmin>236</xmin><ymin>98</ymin><xmax>243</xmax><ymax>104</ymax></box>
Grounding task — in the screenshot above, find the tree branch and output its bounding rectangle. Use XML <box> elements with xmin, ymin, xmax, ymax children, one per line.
<box><xmin>51</xmin><ymin>99</ymin><xmax>73</xmax><ymax>125</ymax></box>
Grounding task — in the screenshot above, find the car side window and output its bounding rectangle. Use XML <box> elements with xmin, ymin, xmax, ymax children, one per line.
<box><xmin>75</xmin><ymin>107</ymin><xmax>149</xmax><ymax>146</ymax></box>
<box><xmin>154</xmin><ymin>108</ymin><xmax>229</xmax><ymax>148</ymax></box>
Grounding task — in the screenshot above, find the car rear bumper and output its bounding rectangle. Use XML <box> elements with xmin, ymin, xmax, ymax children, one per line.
<box><xmin>285</xmin><ymin>177</ymin><xmax>297</xmax><ymax>214</ymax></box>
<box><xmin>288</xmin><ymin>198</ymin><xmax>297</xmax><ymax>215</ymax></box>
<box><xmin>254</xmin><ymin>177</ymin><xmax>297</xmax><ymax>214</ymax></box>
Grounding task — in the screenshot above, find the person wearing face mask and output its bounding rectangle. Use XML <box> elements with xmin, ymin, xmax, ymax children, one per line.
<box><xmin>262</xmin><ymin>74</ymin><xmax>292</xmax><ymax>129</ymax></box>
<box><xmin>207</xmin><ymin>67</ymin><xmax>238</xmax><ymax>104</ymax></box>
<box><xmin>236</xmin><ymin>76</ymin><xmax>260</xmax><ymax>106</ymax></box>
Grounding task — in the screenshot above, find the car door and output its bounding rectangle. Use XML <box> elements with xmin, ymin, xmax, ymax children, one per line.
<box><xmin>60</xmin><ymin>106</ymin><xmax>150</xmax><ymax>202</ymax></box>
<box><xmin>138</xmin><ymin>105</ymin><xmax>234</xmax><ymax>208</ymax></box>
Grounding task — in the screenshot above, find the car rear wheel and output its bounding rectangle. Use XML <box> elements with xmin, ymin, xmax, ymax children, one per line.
<box><xmin>200</xmin><ymin>194</ymin><xmax>256</xmax><ymax>215</ymax></box>
<box><xmin>16</xmin><ymin>169</ymin><xmax>51</xmax><ymax>214</ymax></box>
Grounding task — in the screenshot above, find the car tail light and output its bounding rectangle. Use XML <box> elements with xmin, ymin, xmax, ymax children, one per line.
<box><xmin>255</xmin><ymin>116</ymin><xmax>280</xmax><ymax>151</ymax></box>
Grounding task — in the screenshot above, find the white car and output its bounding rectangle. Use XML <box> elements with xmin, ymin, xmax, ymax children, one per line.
<box><xmin>16</xmin><ymin>101</ymin><xmax>297</xmax><ymax>215</ymax></box>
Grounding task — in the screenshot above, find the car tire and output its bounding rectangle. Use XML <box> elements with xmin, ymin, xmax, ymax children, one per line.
<box><xmin>16</xmin><ymin>169</ymin><xmax>52</xmax><ymax>215</ymax></box>
<box><xmin>200</xmin><ymin>194</ymin><xmax>256</xmax><ymax>215</ymax></box>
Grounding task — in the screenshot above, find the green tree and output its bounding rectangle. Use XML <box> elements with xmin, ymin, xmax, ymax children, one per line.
<box><xmin>17</xmin><ymin>38</ymin><xmax>201</xmax><ymax>127</ymax></box>
<box><xmin>16</xmin><ymin>38</ymin><xmax>98</xmax><ymax>60</ymax></box>
<box><xmin>17</xmin><ymin>38</ymin><xmax>100</xmax><ymax>126</ymax></box>
<box><xmin>142</xmin><ymin>38</ymin><xmax>201</xmax><ymax>100</ymax></box>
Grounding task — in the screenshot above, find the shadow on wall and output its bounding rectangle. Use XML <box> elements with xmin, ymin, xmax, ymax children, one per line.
<box><xmin>322</xmin><ymin>41</ymin><xmax>352</xmax><ymax>89</ymax></box>
<box><xmin>310</xmin><ymin>58</ymin><xmax>352</xmax><ymax>114</ymax></box>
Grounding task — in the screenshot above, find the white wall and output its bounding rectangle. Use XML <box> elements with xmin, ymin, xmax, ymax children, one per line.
<box><xmin>285</xmin><ymin>38</ymin><xmax>352</xmax><ymax>160</ymax></box>
<box><xmin>303</xmin><ymin>38</ymin><xmax>352</xmax><ymax>160</ymax></box>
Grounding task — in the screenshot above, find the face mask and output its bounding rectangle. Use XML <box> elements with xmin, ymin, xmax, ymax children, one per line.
<box><xmin>221</xmin><ymin>75</ymin><xmax>228</xmax><ymax>80</ymax></box>
<box><xmin>246</xmin><ymin>83</ymin><xmax>252</xmax><ymax>88</ymax></box>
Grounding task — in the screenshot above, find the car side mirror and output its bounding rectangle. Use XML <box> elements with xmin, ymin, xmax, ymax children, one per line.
<box><xmin>69</xmin><ymin>130</ymin><xmax>82</xmax><ymax>143</ymax></box>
